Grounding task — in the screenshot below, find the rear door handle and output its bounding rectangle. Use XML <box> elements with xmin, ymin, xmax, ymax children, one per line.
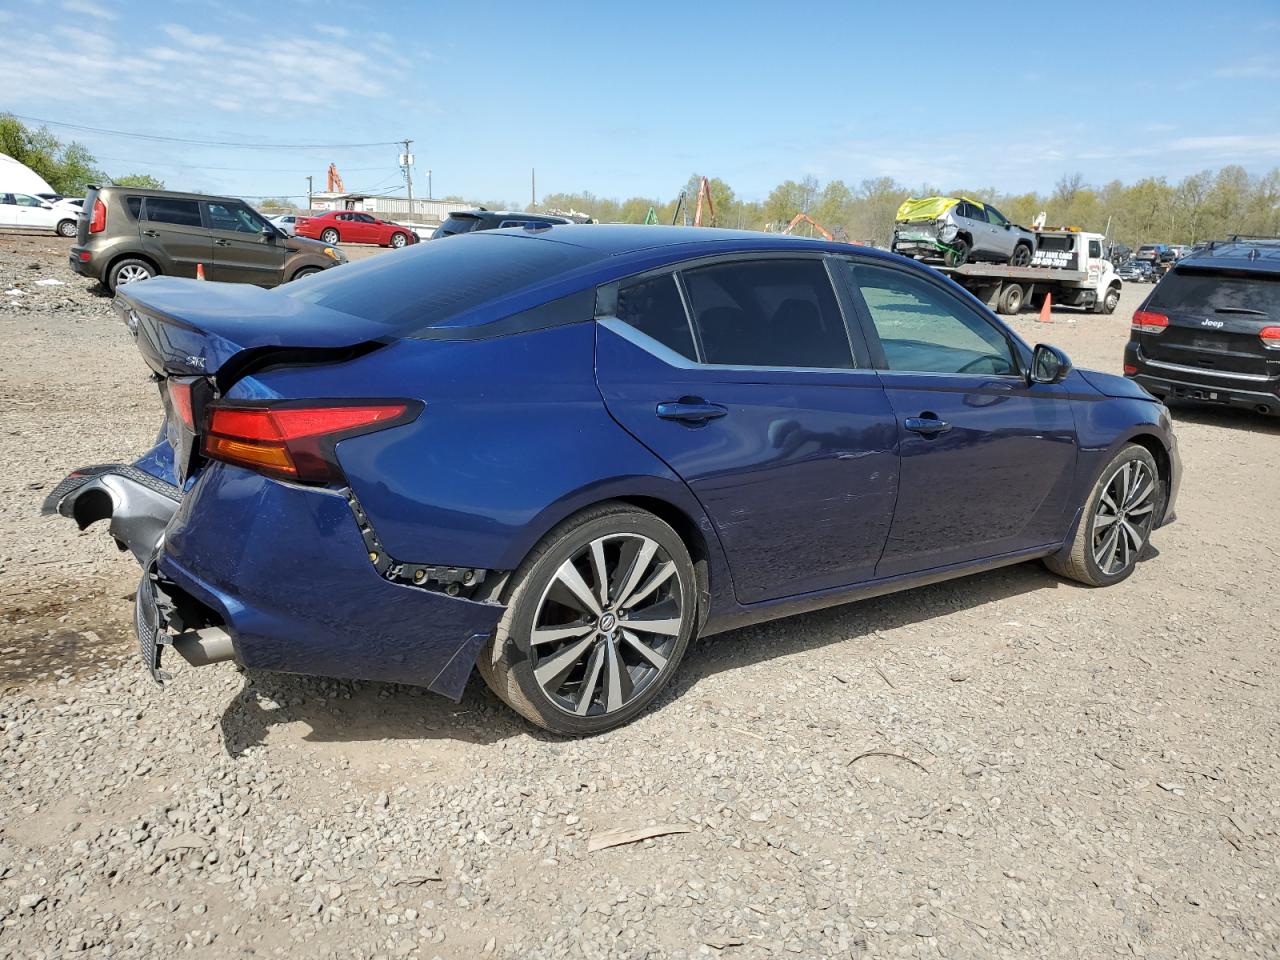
<box><xmin>214</xmin><ymin>238</ymin><xmax>231</xmax><ymax>246</ymax></box>
<box><xmin>142</xmin><ymin>229</ymin><xmax>159</xmax><ymax>238</ymax></box>
<box><xmin>656</xmin><ymin>399</ymin><xmax>727</xmax><ymax>423</ymax></box>
<box><xmin>904</xmin><ymin>416</ymin><xmax>951</xmax><ymax>437</ymax></box>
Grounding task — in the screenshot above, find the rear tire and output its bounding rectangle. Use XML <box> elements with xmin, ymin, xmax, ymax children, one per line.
<box><xmin>107</xmin><ymin>257</ymin><xmax>156</xmax><ymax>294</ymax></box>
<box><xmin>57</xmin><ymin>219</ymin><xmax>77</xmax><ymax>238</ymax></box>
<box><xmin>480</xmin><ymin>502</ymin><xmax>697</xmax><ymax>736</ymax></box>
<box><xmin>944</xmin><ymin>238</ymin><xmax>970</xmax><ymax>268</ymax></box>
<box><xmin>1044</xmin><ymin>444</ymin><xmax>1161</xmax><ymax>587</ymax></box>
<box><xmin>320</xmin><ymin>228</ymin><xmax>340</xmax><ymax>244</ymax></box>
<box><xmin>997</xmin><ymin>283</ymin><xmax>1025</xmax><ymax>315</ymax></box>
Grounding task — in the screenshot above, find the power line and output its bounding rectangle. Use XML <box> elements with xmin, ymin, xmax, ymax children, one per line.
<box><xmin>9</xmin><ymin>113</ymin><xmax>399</xmax><ymax>150</ymax></box>
<box><xmin>94</xmin><ymin>156</ymin><xmax>394</xmax><ymax>173</ymax></box>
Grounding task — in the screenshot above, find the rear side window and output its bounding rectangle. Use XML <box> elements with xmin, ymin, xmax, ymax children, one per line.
<box><xmin>615</xmin><ymin>274</ymin><xmax>696</xmax><ymax>360</ymax></box>
<box><xmin>144</xmin><ymin>198</ymin><xmax>201</xmax><ymax>227</ymax></box>
<box><xmin>438</xmin><ymin>216</ymin><xmax>480</xmax><ymax>236</ymax></box>
<box><xmin>681</xmin><ymin>259</ymin><xmax>853</xmax><ymax>368</ymax></box>
<box><xmin>281</xmin><ymin>233</ymin><xmax>606</xmax><ymax>333</ymax></box>
<box><xmin>1149</xmin><ymin>269</ymin><xmax>1280</xmax><ymax>317</ymax></box>
<box><xmin>125</xmin><ymin>196</ymin><xmax>142</xmax><ymax>218</ymax></box>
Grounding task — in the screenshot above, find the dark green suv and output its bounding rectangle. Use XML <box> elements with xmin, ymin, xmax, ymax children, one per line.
<box><xmin>71</xmin><ymin>186</ymin><xmax>346</xmax><ymax>293</ymax></box>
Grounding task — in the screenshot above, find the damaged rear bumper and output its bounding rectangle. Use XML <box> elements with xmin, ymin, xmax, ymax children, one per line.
<box><xmin>42</xmin><ymin>463</ymin><xmax>182</xmax><ymax>564</ymax></box>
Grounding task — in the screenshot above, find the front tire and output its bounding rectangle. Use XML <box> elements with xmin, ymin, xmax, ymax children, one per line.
<box><xmin>1044</xmin><ymin>444</ymin><xmax>1161</xmax><ymax>587</ymax></box>
<box><xmin>1095</xmin><ymin>285</ymin><xmax>1121</xmax><ymax>314</ymax></box>
<box><xmin>390</xmin><ymin>231</ymin><xmax>408</xmax><ymax>248</ymax></box>
<box><xmin>290</xmin><ymin>266</ymin><xmax>322</xmax><ymax>281</ymax></box>
<box><xmin>320</xmin><ymin>228</ymin><xmax>340</xmax><ymax>244</ymax></box>
<box><xmin>1010</xmin><ymin>243</ymin><xmax>1032</xmax><ymax>267</ymax></box>
<box><xmin>480</xmin><ymin>503</ymin><xmax>697</xmax><ymax>736</ymax></box>
<box><xmin>57</xmin><ymin>219</ymin><xmax>77</xmax><ymax>238</ymax></box>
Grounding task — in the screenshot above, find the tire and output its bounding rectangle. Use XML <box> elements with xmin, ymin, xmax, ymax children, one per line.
<box><xmin>996</xmin><ymin>283</ymin><xmax>1025</xmax><ymax>315</ymax></box>
<box><xmin>1095</xmin><ymin>285</ymin><xmax>1121</xmax><ymax>314</ymax></box>
<box><xmin>290</xmin><ymin>266</ymin><xmax>322</xmax><ymax>281</ymax></box>
<box><xmin>107</xmin><ymin>257</ymin><xmax>156</xmax><ymax>293</ymax></box>
<box><xmin>57</xmin><ymin>219</ymin><xmax>77</xmax><ymax>238</ymax></box>
<box><xmin>320</xmin><ymin>228</ymin><xmax>340</xmax><ymax>244</ymax></box>
<box><xmin>1010</xmin><ymin>243</ymin><xmax>1032</xmax><ymax>267</ymax></box>
<box><xmin>390</xmin><ymin>232</ymin><xmax>408</xmax><ymax>248</ymax></box>
<box><xmin>1044</xmin><ymin>444</ymin><xmax>1162</xmax><ymax>587</ymax></box>
<box><xmin>479</xmin><ymin>502</ymin><xmax>697</xmax><ymax>736</ymax></box>
<box><xmin>944</xmin><ymin>238</ymin><xmax>970</xmax><ymax>268</ymax></box>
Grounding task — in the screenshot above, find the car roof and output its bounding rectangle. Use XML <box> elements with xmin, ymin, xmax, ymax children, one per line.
<box><xmin>1177</xmin><ymin>237</ymin><xmax>1280</xmax><ymax>273</ymax></box>
<box><xmin>93</xmin><ymin>185</ymin><xmax>241</xmax><ymax>203</ymax></box>
<box><xmin>497</xmin><ymin>223</ymin><xmax>869</xmax><ymax>261</ymax></box>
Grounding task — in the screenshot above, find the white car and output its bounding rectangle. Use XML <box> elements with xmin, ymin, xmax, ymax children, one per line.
<box><xmin>0</xmin><ymin>192</ymin><xmax>80</xmax><ymax>237</ymax></box>
<box><xmin>268</xmin><ymin>214</ymin><xmax>300</xmax><ymax>236</ymax></box>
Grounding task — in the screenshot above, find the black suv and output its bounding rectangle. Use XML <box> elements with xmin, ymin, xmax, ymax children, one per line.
<box><xmin>1125</xmin><ymin>236</ymin><xmax>1280</xmax><ymax>415</ymax></box>
<box><xmin>71</xmin><ymin>186</ymin><xmax>345</xmax><ymax>293</ymax></box>
<box><xmin>431</xmin><ymin>209</ymin><xmax>574</xmax><ymax>239</ymax></box>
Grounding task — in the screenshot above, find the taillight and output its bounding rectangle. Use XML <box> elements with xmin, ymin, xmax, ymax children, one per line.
<box><xmin>1260</xmin><ymin>326</ymin><xmax>1280</xmax><ymax>350</ymax></box>
<box><xmin>203</xmin><ymin>401</ymin><xmax>417</xmax><ymax>483</ymax></box>
<box><xmin>89</xmin><ymin>197</ymin><xmax>106</xmax><ymax>234</ymax></box>
<box><xmin>168</xmin><ymin>380</ymin><xmax>195</xmax><ymax>430</ymax></box>
<box><xmin>1123</xmin><ymin>364</ymin><xmax>1138</xmax><ymax>375</ymax></box>
<box><xmin>1132</xmin><ymin>310</ymin><xmax>1169</xmax><ymax>334</ymax></box>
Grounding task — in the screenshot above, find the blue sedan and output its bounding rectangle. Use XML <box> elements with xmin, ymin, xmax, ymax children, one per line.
<box><xmin>45</xmin><ymin>226</ymin><xmax>1181</xmax><ymax>734</ymax></box>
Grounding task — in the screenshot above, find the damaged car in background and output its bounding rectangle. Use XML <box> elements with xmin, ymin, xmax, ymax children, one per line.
<box><xmin>43</xmin><ymin>225</ymin><xmax>1179</xmax><ymax>735</ymax></box>
<box><xmin>891</xmin><ymin>196</ymin><xmax>1036</xmax><ymax>268</ymax></box>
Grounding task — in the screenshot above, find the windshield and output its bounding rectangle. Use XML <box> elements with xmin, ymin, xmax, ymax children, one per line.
<box><xmin>279</xmin><ymin>233</ymin><xmax>605</xmax><ymax>333</ymax></box>
<box><xmin>436</xmin><ymin>215</ymin><xmax>481</xmax><ymax>237</ymax></box>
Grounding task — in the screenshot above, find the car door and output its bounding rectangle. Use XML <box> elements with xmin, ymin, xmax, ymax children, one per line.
<box><xmin>11</xmin><ymin>193</ymin><xmax>56</xmax><ymax>229</ymax></box>
<box><xmin>959</xmin><ymin>201</ymin><xmax>995</xmax><ymax>259</ymax></box>
<box><xmin>204</xmin><ymin>200</ymin><xmax>287</xmax><ymax>286</ymax></box>
<box><xmin>594</xmin><ymin>256</ymin><xmax>900</xmax><ymax>603</ymax></box>
<box><xmin>0</xmin><ymin>194</ymin><xmax>16</xmax><ymax>227</ymax></box>
<box><xmin>984</xmin><ymin>205</ymin><xmax>1016</xmax><ymax>259</ymax></box>
<box><xmin>354</xmin><ymin>213</ymin><xmax>382</xmax><ymax>243</ymax></box>
<box><xmin>139</xmin><ymin>197</ymin><xmax>213</xmax><ymax>278</ymax></box>
<box><xmin>836</xmin><ymin>257</ymin><xmax>1078</xmax><ymax>578</ymax></box>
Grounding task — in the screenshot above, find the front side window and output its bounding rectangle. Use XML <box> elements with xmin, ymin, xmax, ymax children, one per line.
<box><xmin>1088</xmin><ymin>239</ymin><xmax>1103</xmax><ymax>258</ymax></box>
<box><xmin>681</xmin><ymin>259</ymin><xmax>853</xmax><ymax>369</ymax></box>
<box><xmin>849</xmin><ymin>263</ymin><xmax>1017</xmax><ymax>376</ymax></box>
<box><xmin>614</xmin><ymin>273</ymin><xmax>697</xmax><ymax>360</ymax></box>
<box><xmin>355</xmin><ymin>213</ymin><xmax>376</xmax><ymax>223</ymax></box>
<box><xmin>15</xmin><ymin>194</ymin><xmax>43</xmax><ymax>207</ymax></box>
<box><xmin>144</xmin><ymin>198</ymin><xmax>202</xmax><ymax>227</ymax></box>
<box><xmin>986</xmin><ymin>206</ymin><xmax>1009</xmax><ymax>227</ymax></box>
<box><xmin>205</xmin><ymin>201</ymin><xmax>266</xmax><ymax>234</ymax></box>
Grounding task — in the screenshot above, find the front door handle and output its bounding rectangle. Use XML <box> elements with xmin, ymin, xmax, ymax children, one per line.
<box><xmin>214</xmin><ymin>238</ymin><xmax>231</xmax><ymax>247</ymax></box>
<box><xmin>904</xmin><ymin>416</ymin><xmax>952</xmax><ymax>437</ymax></box>
<box><xmin>656</xmin><ymin>399</ymin><xmax>727</xmax><ymax>424</ymax></box>
<box><xmin>142</xmin><ymin>229</ymin><xmax>159</xmax><ymax>238</ymax></box>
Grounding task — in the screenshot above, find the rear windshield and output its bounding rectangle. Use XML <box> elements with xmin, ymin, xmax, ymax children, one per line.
<box><xmin>436</xmin><ymin>215</ymin><xmax>481</xmax><ymax>237</ymax></box>
<box><xmin>279</xmin><ymin>233</ymin><xmax>605</xmax><ymax>331</ymax></box>
<box><xmin>1149</xmin><ymin>268</ymin><xmax>1280</xmax><ymax>317</ymax></box>
<box><xmin>1037</xmin><ymin>236</ymin><xmax>1075</xmax><ymax>253</ymax></box>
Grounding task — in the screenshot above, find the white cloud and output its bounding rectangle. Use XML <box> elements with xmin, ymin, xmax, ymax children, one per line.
<box><xmin>61</xmin><ymin>0</ymin><xmax>116</xmax><ymax>20</ymax></box>
<box><xmin>1214</xmin><ymin>57</ymin><xmax>1280</xmax><ymax>79</ymax></box>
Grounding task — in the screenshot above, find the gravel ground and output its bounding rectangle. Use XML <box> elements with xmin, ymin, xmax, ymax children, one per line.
<box><xmin>1</xmin><ymin>233</ymin><xmax>1277</xmax><ymax>959</ymax></box>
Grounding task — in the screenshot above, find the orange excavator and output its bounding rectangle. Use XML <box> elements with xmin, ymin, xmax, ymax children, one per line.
<box><xmin>326</xmin><ymin>163</ymin><xmax>345</xmax><ymax>193</ymax></box>
<box><xmin>781</xmin><ymin>213</ymin><xmax>834</xmax><ymax>241</ymax></box>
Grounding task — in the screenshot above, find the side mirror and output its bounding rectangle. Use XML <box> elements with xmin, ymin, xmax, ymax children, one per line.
<box><xmin>1030</xmin><ymin>343</ymin><xmax>1072</xmax><ymax>385</ymax></box>
<box><xmin>261</xmin><ymin>227</ymin><xmax>276</xmax><ymax>241</ymax></box>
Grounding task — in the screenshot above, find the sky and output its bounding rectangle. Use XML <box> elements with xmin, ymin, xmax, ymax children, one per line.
<box><xmin>2</xmin><ymin>0</ymin><xmax>1278</xmax><ymax>205</ymax></box>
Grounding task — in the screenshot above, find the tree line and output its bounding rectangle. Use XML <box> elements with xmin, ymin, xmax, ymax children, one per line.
<box><xmin>1</xmin><ymin>115</ymin><xmax>164</xmax><ymax>192</ymax></box>
<box><xmin>536</xmin><ymin>167</ymin><xmax>1280</xmax><ymax>249</ymax></box>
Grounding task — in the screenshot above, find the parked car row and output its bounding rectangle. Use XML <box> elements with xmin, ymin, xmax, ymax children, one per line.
<box><xmin>0</xmin><ymin>191</ymin><xmax>82</xmax><ymax>237</ymax></box>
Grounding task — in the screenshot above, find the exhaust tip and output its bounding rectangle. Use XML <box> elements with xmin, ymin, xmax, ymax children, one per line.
<box><xmin>171</xmin><ymin>626</ymin><xmax>236</xmax><ymax>667</ymax></box>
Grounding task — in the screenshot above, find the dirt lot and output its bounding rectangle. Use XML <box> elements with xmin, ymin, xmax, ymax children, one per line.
<box><xmin>1</xmin><ymin>232</ymin><xmax>1277</xmax><ymax>959</ymax></box>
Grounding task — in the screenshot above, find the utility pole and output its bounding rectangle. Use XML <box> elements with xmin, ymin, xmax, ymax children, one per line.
<box><xmin>531</xmin><ymin>168</ymin><xmax>536</xmax><ymax>209</ymax></box>
<box><xmin>399</xmin><ymin>138</ymin><xmax>414</xmax><ymax>217</ymax></box>
<box><xmin>427</xmin><ymin>169</ymin><xmax>432</xmax><ymax>200</ymax></box>
<box><xmin>305</xmin><ymin>175</ymin><xmax>313</xmax><ymax>212</ymax></box>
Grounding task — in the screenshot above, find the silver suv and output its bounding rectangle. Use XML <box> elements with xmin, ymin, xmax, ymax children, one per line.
<box><xmin>892</xmin><ymin>199</ymin><xmax>1036</xmax><ymax>268</ymax></box>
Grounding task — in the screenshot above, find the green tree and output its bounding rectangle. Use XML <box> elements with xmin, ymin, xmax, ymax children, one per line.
<box><xmin>0</xmin><ymin>113</ymin><xmax>105</xmax><ymax>193</ymax></box>
<box><xmin>113</xmin><ymin>173</ymin><xmax>166</xmax><ymax>189</ymax></box>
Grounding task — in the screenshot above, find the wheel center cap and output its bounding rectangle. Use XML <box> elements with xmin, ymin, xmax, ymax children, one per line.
<box><xmin>599</xmin><ymin>613</ymin><xmax>617</xmax><ymax>632</ymax></box>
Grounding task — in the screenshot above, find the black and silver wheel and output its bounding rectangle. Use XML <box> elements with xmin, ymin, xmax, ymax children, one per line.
<box><xmin>57</xmin><ymin>218</ymin><xmax>77</xmax><ymax>238</ymax></box>
<box><xmin>1045</xmin><ymin>444</ymin><xmax>1161</xmax><ymax>587</ymax></box>
<box><xmin>390</xmin><ymin>231</ymin><xmax>408</xmax><ymax>248</ymax></box>
<box><xmin>480</xmin><ymin>503</ymin><xmax>696</xmax><ymax>735</ymax></box>
<box><xmin>320</xmin><ymin>228</ymin><xmax>340</xmax><ymax>244</ymax></box>
<box><xmin>1010</xmin><ymin>243</ymin><xmax>1032</xmax><ymax>267</ymax></box>
<box><xmin>108</xmin><ymin>258</ymin><xmax>156</xmax><ymax>293</ymax></box>
<box><xmin>944</xmin><ymin>238</ymin><xmax>970</xmax><ymax>268</ymax></box>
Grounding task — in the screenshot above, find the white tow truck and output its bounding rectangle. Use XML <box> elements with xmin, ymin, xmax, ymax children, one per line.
<box><xmin>937</xmin><ymin>229</ymin><xmax>1123</xmax><ymax>316</ymax></box>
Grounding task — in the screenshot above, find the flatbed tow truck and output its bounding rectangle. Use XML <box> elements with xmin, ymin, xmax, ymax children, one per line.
<box><xmin>934</xmin><ymin>229</ymin><xmax>1123</xmax><ymax>316</ymax></box>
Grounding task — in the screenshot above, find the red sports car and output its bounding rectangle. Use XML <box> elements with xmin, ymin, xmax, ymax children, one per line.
<box><xmin>295</xmin><ymin>211</ymin><xmax>418</xmax><ymax>248</ymax></box>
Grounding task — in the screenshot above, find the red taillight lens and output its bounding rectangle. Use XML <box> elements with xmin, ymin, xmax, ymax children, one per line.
<box><xmin>168</xmin><ymin>380</ymin><xmax>195</xmax><ymax>430</ymax></box>
<box><xmin>1132</xmin><ymin>310</ymin><xmax>1169</xmax><ymax>334</ymax></box>
<box><xmin>203</xmin><ymin>402</ymin><xmax>414</xmax><ymax>483</ymax></box>
<box><xmin>1260</xmin><ymin>326</ymin><xmax>1280</xmax><ymax>350</ymax></box>
<box><xmin>1123</xmin><ymin>364</ymin><xmax>1138</xmax><ymax>375</ymax></box>
<box><xmin>89</xmin><ymin>197</ymin><xmax>106</xmax><ymax>234</ymax></box>
<box><xmin>78</xmin><ymin>250</ymin><xmax>91</xmax><ymax>262</ymax></box>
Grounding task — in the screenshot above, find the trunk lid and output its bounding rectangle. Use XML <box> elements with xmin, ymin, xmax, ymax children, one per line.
<box><xmin>1140</xmin><ymin>265</ymin><xmax>1280</xmax><ymax>377</ymax></box>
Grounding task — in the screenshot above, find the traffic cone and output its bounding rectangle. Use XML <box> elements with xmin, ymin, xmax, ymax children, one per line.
<box><xmin>196</xmin><ymin>263</ymin><xmax>205</xmax><ymax>280</ymax></box>
<box><xmin>1038</xmin><ymin>291</ymin><xmax>1052</xmax><ymax>322</ymax></box>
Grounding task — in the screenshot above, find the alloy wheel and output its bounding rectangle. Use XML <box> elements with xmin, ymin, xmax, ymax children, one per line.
<box><xmin>117</xmin><ymin>264</ymin><xmax>151</xmax><ymax>285</ymax></box>
<box><xmin>1092</xmin><ymin>460</ymin><xmax>1157</xmax><ymax>575</ymax></box>
<box><xmin>392</xmin><ymin>233</ymin><xmax>406</xmax><ymax>248</ymax></box>
<box><xmin>529</xmin><ymin>533</ymin><xmax>684</xmax><ymax>717</ymax></box>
